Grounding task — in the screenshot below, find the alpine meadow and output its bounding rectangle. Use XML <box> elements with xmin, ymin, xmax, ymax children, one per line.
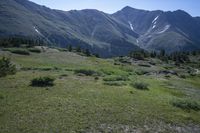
<box><xmin>0</xmin><ymin>0</ymin><xmax>200</xmax><ymax>133</ymax></box>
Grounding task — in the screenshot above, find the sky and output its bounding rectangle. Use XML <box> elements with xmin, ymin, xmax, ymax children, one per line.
<box><xmin>29</xmin><ymin>0</ymin><xmax>200</xmax><ymax>17</ymax></box>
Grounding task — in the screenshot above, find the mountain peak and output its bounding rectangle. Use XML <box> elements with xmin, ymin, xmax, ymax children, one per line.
<box><xmin>121</xmin><ymin>6</ymin><xmax>138</xmax><ymax>11</ymax></box>
<box><xmin>123</xmin><ymin>6</ymin><xmax>133</xmax><ymax>9</ymax></box>
<box><xmin>173</xmin><ymin>9</ymin><xmax>192</xmax><ymax>17</ymax></box>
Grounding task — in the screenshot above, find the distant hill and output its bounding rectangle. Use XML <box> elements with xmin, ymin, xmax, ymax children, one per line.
<box><xmin>0</xmin><ymin>0</ymin><xmax>200</xmax><ymax>57</ymax></box>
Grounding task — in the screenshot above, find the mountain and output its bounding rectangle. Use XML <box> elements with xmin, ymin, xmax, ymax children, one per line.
<box><xmin>0</xmin><ymin>0</ymin><xmax>140</xmax><ymax>57</ymax></box>
<box><xmin>0</xmin><ymin>0</ymin><xmax>200</xmax><ymax>57</ymax></box>
<box><xmin>112</xmin><ymin>6</ymin><xmax>200</xmax><ymax>53</ymax></box>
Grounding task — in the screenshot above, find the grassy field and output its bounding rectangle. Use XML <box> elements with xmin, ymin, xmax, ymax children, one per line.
<box><xmin>0</xmin><ymin>47</ymin><xmax>200</xmax><ymax>133</ymax></box>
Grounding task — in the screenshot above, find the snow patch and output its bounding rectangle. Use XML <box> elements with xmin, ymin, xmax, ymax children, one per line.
<box><xmin>34</xmin><ymin>26</ymin><xmax>41</xmax><ymax>35</ymax></box>
<box><xmin>157</xmin><ymin>25</ymin><xmax>170</xmax><ymax>34</ymax></box>
<box><xmin>152</xmin><ymin>25</ymin><xmax>156</xmax><ymax>29</ymax></box>
<box><xmin>136</xmin><ymin>39</ymin><xmax>139</xmax><ymax>43</ymax></box>
<box><xmin>152</xmin><ymin>16</ymin><xmax>159</xmax><ymax>24</ymax></box>
<box><xmin>128</xmin><ymin>21</ymin><xmax>134</xmax><ymax>31</ymax></box>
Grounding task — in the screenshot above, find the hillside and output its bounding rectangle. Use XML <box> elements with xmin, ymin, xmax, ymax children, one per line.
<box><xmin>0</xmin><ymin>0</ymin><xmax>140</xmax><ymax>57</ymax></box>
<box><xmin>0</xmin><ymin>47</ymin><xmax>200</xmax><ymax>132</ymax></box>
<box><xmin>0</xmin><ymin>0</ymin><xmax>200</xmax><ymax>57</ymax></box>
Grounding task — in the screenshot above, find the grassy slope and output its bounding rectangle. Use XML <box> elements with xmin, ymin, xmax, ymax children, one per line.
<box><xmin>0</xmin><ymin>48</ymin><xmax>200</xmax><ymax>133</ymax></box>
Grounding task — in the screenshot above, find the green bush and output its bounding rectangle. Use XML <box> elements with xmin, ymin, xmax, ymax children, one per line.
<box><xmin>28</xmin><ymin>48</ymin><xmax>41</xmax><ymax>53</ymax></box>
<box><xmin>94</xmin><ymin>77</ymin><xmax>99</xmax><ymax>80</ymax></box>
<box><xmin>104</xmin><ymin>81</ymin><xmax>126</xmax><ymax>86</ymax></box>
<box><xmin>103</xmin><ymin>76</ymin><xmax>129</xmax><ymax>81</ymax></box>
<box><xmin>60</xmin><ymin>74</ymin><xmax>68</xmax><ymax>77</ymax></box>
<box><xmin>4</xmin><ymin>48</ymin><xmax>30</xmax><ymax>55</ymax></box>
<box><xmin>130</xmin><ymin>82</ymin><xmax>149</xmax><ymax>90</ymax></box>
<box><xmin>74</xmin><ymin>69</ymin><xmax>100</xmax><ymax>76</ymax></box>
<box><xmin>135</xmin><ymin>70</ymin><xmax>149</xmax><ymax>75</ymax></box>
<box><xmin>138</xmin><ymin>63</ymin><xmax>151</xmax><ymax>67</ymax></box>
<box><xmin>0</xmin><ymin>57</ymin><xmax>16</xmax><ymax>77</ymax></box>
<box><xmin>172</xmin><ymin>99</ymin><xmax>200</xmax><ymax>111</ymax></box>
<box><xmin>31</xmin><ymin>76</ymin><xmax>55</xmax><ymax>87</ymax></box>
<box><xmin>179</xmin><ymin>74</ymin><xmax>187</xmax><ymax>79</ymax></box>
<box><xmin>0</xmin><ymin>93</ymin><xmax>4</xmax><ymax>99</ymax></box>
<box><xmin>12</xmin><ymin>49</ymin><xmax>30</xmax><ymax>55</ymax></box>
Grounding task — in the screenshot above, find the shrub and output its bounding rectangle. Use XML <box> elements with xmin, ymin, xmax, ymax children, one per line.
<box><xmin>165</xmin><ymin>75</ymin><xmax>171</xmax><ymax>78</ymax></box>
<box><xmin>104</xmin><ymin>81</ymin><xmax>126</xmax><ymax>86</ymax></box>
<box><xmin>60</xmin><ymin>74</ymin><xmax>68</xmax><ymax>77</ymax></box>
<box><xmin>31</xmin><ymin>76</ymin><xmax>55</xmax><ymax>87</ymax></box>
<box><xmin>0</xmin><ymin>93</ymin><xmax>4</xmax><ymax>99</ymax></box>
<box><xmin>172</xmin><ymin>99</ymin><xmax>200</xmax><ymax>111</ymax></box>
<box><xmin>130</xmin><ymin>82</ymin><xmax>149</xmax><ymax>90</ymax></box>
<box><xmin>138</xmin><ymin>63</ymin><xmax>151</xmax><ymax>67</ymax></box>
<box><xmin>7</xmin><ymin>48</ymin><xmax>30</xmax><ymax>55</ymax></box>
<box><xmin>101</xmin><ymin>69</ymin><xmax>114</xmax><ymax>75</ymax></box>
<box><xmin>28</xmin><ymin>48</ymin><xmax>41</xmax><ymax>53</ymax></box>
<box><xmin>74</xmin><ymin>69</ymin><xmax>100</xmax><ymax>76</ymax></box>
<box><xmin>39</xmin><ymin>67</ymin><xmax>52</xmax><ymax>71</ymax></box>
<box><xmin>94</xmin><ymin>77</ymin><xmax>99</xmax><ymax>80</ymax></box>
<box><xmin>103</xmin><ymin>76</ymin><xmax>129</xmax><ymax>81</ymax></box>
<box><xmin>179</xmin><ymin>74</ymin><xmax>186</xmax><ymax>79</ymax></box>
<box><xmin>135</xmin><ymin>70</ymin><xmax>149</xmax><ymax>75</ymax></box>
<box><xmin>0</xmin><ymin>57</ymin><xmax>16</xmax><ymax>77</ymax></box>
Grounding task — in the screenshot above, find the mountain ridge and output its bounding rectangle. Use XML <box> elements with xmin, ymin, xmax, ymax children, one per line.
<box><xmin>0</xmin><ymin>0</ymin><xmax>200</xmax><ymax>57</ymax></box>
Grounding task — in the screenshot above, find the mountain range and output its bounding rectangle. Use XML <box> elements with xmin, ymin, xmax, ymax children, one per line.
<box><xmin>0</xmin><ymin>0</ymin><xmax>200</xmax><ymax>57</ymax></box>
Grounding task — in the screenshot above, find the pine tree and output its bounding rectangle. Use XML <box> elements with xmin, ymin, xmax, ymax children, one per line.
<box><xmin>76</xmin><ymin>46</ymin><xmax>81</xmax><ymax>53</ymax></box>
<box><xmin>0</xmin><ymin>57</ymin><xmax>16</xmax><ymax>77</ymax></box>
<box><xmin>85</xmin><ymin>49</ymin><xmax>91</xmax><ymax>56</ymax></box>
<box><xmin>68</xmin><ymin>45</ymin><xmax>72</xmax><ymax>52</ymax></box>
<box><xmin>160</xmin><ymin>49</ymin><xmax>166</xmax><ymax>57</ymax></box>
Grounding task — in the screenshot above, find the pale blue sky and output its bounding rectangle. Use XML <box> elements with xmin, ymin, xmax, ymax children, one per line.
<box><xmin>29</xmin><ymin>0</ymin><xmax>200</xmax><ymax>16</ymax></box>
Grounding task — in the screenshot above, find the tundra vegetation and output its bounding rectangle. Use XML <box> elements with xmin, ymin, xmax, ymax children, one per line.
<box><xmin>0</xmin><ymin>41</ymin><xmax>200</xmax><ymax>132</ymax></box>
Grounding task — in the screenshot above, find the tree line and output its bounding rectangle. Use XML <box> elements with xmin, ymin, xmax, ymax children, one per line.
<box><xmin>129</xmin><ymin>49</ymin><xmax>200</xmax><ymax>65</ymax></box>
<box><xmin>0</xmin><ymin>37</ymin><xmax>46</xmax><ymax>47</ymax></box>
<box><xmin>67</xmin><ymin>45</ymin><xmax>99</xmax><ymax>57</ymax></box>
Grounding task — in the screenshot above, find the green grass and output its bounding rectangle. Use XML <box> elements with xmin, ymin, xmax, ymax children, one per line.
<box><xmin>172</xmin><ymin>98</ymin><xmax>200</xmax><ymax>111</ymax></box>
<box><xmin>0</xmin><ymin>48</ymin><xmax>200</xmax><ymax>132</ymax></box>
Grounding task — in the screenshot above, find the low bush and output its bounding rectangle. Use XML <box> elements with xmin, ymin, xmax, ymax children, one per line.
<box><xmin>138</xmin><ymin>63</ymin><xmax>151</xmax><ymax>67</ymax></box>
<box><xmin>104</xmin><ymin>81</ymin><xmax>126</xmax><ymax>86</ymax></box>
<box><xmin>135</xmin><ymin>70</ymin><xmax>149</xmax><ymax>75</ymax></box>
<box><xmin>130</xmin><ymin>82</ymin><xmax>149</xmax><ymax>90</ymax></box>
<box><xmin>165</xmin><ymin>75</ymin><xmax>171</xmax><ymax>78</ymax></box>
<box><xmin>0</xmin><ymin>93</ymin><xmax>4</xmax><ymax>99</ymax></box>
<box><xmin>103</xmin><ymin>75</ymin><xmax>129</xmax><ymax>81</ymax></box>
<box><xmin>94</xmin><ymin>77</ymin><xmax>99</xmax><ymax>80</ymax></box>
<box><xmin>60</xmin><ymin>74</ymin><xmax>68</xmax><ymax>77</ymax></box>
<box><xmin>179</xmin><ymin>74</ymin><xmax>187</xmax><ymax>79</ymax></box>
<box><xmin>74</xmin><ymin>69</ymin><xmax>101</xmax><ymax>76</ymax></box>
<box><xmin>12</xmin><ymin>49</ymin><xmax>30</xmax><ymax>55</ymax></box>
<box><xmin>28</xmin><ymin>48</ymin><xmax>41</xmax><ymax>53</ymax></box>
<box><xmin>31</xmin><ymin>76</ymin><xmax>55</xmax><ymax>87</ymax></box>
<box><xmin>172</xmin><ymin>99</ymin><xmax>200</xmax><ymax>111</ymax></box>
<box><xmin>4</xmin><ymin>48</ymin><xmax>30</xmax><ymax>55</ymax></box>
<box><xmin>0</xmin><ymin>57</ymin><xmax>16</xmax><ymax>77</ymax></box>
<box><xmin>101</xmin><ymin>69</ymin><xmax>114</xmax><ymax>75</ymax></box>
